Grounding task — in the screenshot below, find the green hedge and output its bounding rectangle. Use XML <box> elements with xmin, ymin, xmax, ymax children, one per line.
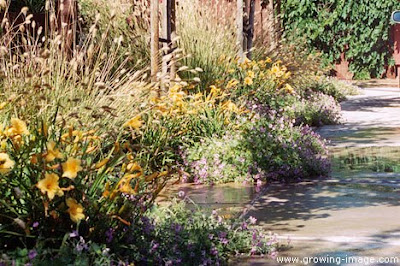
<box><xmin>281</xmin><ymin>0</ymin><xmax>400</xmax><ymax>79</ymax></box>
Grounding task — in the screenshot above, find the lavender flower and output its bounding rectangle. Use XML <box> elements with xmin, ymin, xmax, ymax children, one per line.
<box><xmin>28</xmin><ymin>250</ymin><xmax>37</xmax><ymax>260</ymax></box>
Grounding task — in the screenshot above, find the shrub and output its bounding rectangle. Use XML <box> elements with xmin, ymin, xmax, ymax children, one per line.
<box><xmin>291</xmin><ymin>92</ymin><xmax>341</xmax><ymax>127</ymax></box>
<box><xmin>180</xmin><ymin>113</ymin><xmax>330</xmax><ymax>184</ymax></box>
<box><xmin>0</xmin><ymin>116</ymin><xmax>170</xmax><ymax>254</ymax></box>
<box><xmin>298</xmin><ymin>76</ymin><xmax>359</xmax><ymax>102</ymax></box>
<box><xmin>243</xmin><ymin>116</ymin><xmax>330</xmax><ymax>181</ymax></box>
<box><xmin>180</xmin><ymin>132</ymin><xmax>253</xmax><ymax>184</ymax></box>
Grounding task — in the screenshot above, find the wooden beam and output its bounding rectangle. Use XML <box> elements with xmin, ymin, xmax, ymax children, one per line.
<box><xmin>161</xmin><ymin>0</ymin><xmax>168</xmax><ymax>88</ymax></box>
<box><xmin>169</xmin><ymin>0</ymin><xmax>177</xmax><ymax>81</ymax></box>
<box><xmin>237</xmin><ymin>0</ymin><xmax>244</xmax><ymax>62</ymax></box>
<box><xmin>150</xmin><ymin>0</ymin><xmax>159</xmax><ymax>82</ymax></box>
<box><xmin>247</xmin><ymin>0</ymin><xmax>255</xmax><ymax>59</ymax></box>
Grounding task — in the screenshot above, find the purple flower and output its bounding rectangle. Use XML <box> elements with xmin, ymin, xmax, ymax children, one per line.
<box><xmin>69</xmin><ymin>230</ymin><xmax>79</xmax><ymax>238</ymax></box>
<box><xmin>218</xmin><ymin>232</ymin><xmax>227</xmax><ymax>238</ymax></box>
<box><xmin>32</xmin><ymin>222</ymin><xmax>39</xmax><ymax>228</ymax></box>
<box><xmin>252</xmin><ymin>231</ymin><xmax>258</xmax><ymax>241</ymax></box>
<box><xmin>105</xmin><ymin>228</ymin><xmax>114</xmax><ymax>243</ymax></box>
<box><xmin>178</xmin><ymin>190</ymin><xmax>185</xmax><ymax>198</ymax></box>
<box><xmin>172</xmin><ymin>223</ymin><xmax>183</xmax><ymax>233</ymax></box>
<box><xmin>150</xmin><ymin>242</ymin><xmax>159</xmax><ymax>253</ymax></box>
<box><xmin>220</xmin><ymin>238</ymin><xmax>229</xmax><ymax>245</ymax></box>
<box><xmin>211</xmin><ymin>247</ymin><xmax>218</xmax><ymax>256</ymax></box>
<box><xmin>28</xmin><ymin>250</ymin><xmax>37</xmax><ymax>260</ymax></box>
<box><xmin>241</xmin><ymin>222</ymin><xmax>248</xmax><ymax>230</ymax></box>
<box><xmin>249</xmin><ymin>216</ymin><xmax>257</xmax><ymax>225</ymax></box>
<box><xmin>250</xmin><ymin>246</ymin><xmax>257</xmax><ymax>255</ymax></box>
<box><xmin>76</xmin><ymin>237</ymin><xmax>88</xmax><ymax>252</ymax></box>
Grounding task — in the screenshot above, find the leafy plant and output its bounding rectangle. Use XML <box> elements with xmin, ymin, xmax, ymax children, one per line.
<box><xmin>281</xmin><ymin>0</ymin><xmax>400</xmax><ymax>78</ymax></box>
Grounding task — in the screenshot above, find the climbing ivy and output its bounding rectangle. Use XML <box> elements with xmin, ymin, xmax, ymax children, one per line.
<box><xmin>281</xmin><ymin>0</ymin><xmax>400</xmax><ymax>79</ymax></box>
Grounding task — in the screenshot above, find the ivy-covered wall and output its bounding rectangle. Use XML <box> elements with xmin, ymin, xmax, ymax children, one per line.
<box><xmin>281</xmin><ymin>0</ymin><xmax>400</xmax><ymax>79</ymax></box>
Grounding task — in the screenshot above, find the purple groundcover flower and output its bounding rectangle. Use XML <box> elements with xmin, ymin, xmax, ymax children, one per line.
<box><xmin>178</xmin><ymin>190</ymin><xmax>185</xmax><ymax>198</ymax></box>
<box><xmin>105</xmin><ymin>228</ymin><xmax>114</xmax><ymax>243</ymax></box>
<box><xmin>28</xmin><ymin>250</ymin><xmax>37</xmax><ymax>260</ymax></box>
<box><xmin>76</xmin><ymin>237</ymin><xmax>89</xmax><ymax>252</ymax></box>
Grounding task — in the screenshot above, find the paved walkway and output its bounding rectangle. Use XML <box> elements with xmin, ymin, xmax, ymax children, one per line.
<box><xmin>240</xmin><ymin>88</ymin><xmax>400</xmax><ymax>265</ymax></box>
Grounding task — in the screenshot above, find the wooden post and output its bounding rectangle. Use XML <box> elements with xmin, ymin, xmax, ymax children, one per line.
<box><xmin>169</xmin><ymin>0</ymin><xmax>177</xmax><ymax>81</ymax></box>
<box><xmin>160</xmin><ymin>0</ymin><xmax>168</xmax><ymax>87</ymax></box>
<box><xmin>150</xmin><ymin>0</ymin><xmax>159</xmax><ymax>83</ymax></box>
<box><xmin>58</xmin><ymin>0</ymin><xmax>77</xmax><ymax>56</ymax></box>
<box><xmin>398</xmin><ymin>65</ymin><xmax>400</xmax><ymax>88</ymax></box>
<box><xmin>268</xmin><ymin>0</ymin><xmax>276</xmax><ymax>49</ymax></box>
<box><xmin>160</xmin><ymin>0</ymin><xmax>176</xmax><ymax>87</ymax></box>
<box><xmin>237</xmin><ymin>0</ymin><xmax>244</xmax><ymax>62</ymax></box>
<box><xmin>246</xmin><ymin>0</ymin><xmax>255</xmax><ymax>59</ymax></box>
<box><xmin>275</xmin><ymin>0</ymin><xmax>282</xmax><ymax>43</ymax></box>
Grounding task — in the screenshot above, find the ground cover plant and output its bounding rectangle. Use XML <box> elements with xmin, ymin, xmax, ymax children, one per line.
<box><xmin>0</xmin><ymin>0</ymin><xmax>358</xmax><ymax>264</ymax></box>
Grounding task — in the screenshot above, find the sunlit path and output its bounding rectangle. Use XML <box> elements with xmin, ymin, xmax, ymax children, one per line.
<box><xmin>239</xmin><ymin>87</ymin><xmax>400</xmax><ymax>265</ymax></box>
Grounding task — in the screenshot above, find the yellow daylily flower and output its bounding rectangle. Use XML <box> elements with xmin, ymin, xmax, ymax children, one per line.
<box><xmin>36</xmin><ymin>173</ymin><xmax>64</xmax><ymax>200</ymax></box>
<box><xmin>126</xmin><ymin>162</ymin><xmax>142</xmax><ymax>173</ymax></box>
<box><xmin>210</xmin><ymin>85</ymin><xmax>220</xmax><ymax>96</ymax></box>
<box><xmin>221</xmin><ymin>100</ymin><xmax>240</xmax><ymax>113</ymax></box>
<box><xmin>66</xmin><ymin>198</ymin><xmax>85</xmax><ymax>223</ymax></box>
<box><xmin>123</xmin><ymin>115</ymin><xmax>143</xmax><ymax>130</ymax></box>
<box><xmin>0</xmin><ymin>153</ymin><xmax>14</xmax><ymax>174</ymax></box>
<box><xmin>226</xmin><ymin>79</ymin><xmax>239</xmax><ymax>89</ymax></box>
<box><xmin>118</xmin><ymin>173</ymin><xmax>141</xmax><ymax>195</ymax></box>
<box><xmin>284</xmin><ymin>84</ymin><xmax>295</xmax><ymax>94</ymax></box>
<box><xmin>62</xmin><ymin>157</ymin><xmax>83</xmax><ymax>179</ymax></box>
<box><xmin>247</xmin><ymin>70</ymin><xmax>255</xmax><ymax>79</ymax></box>
<box><xmin>0</xmin><ymin>102</ymin><xmax>7</xmax><ymax>110</ymax></box>
<box><xmin>45</xmin><ymin>141</ymin><xmax>64</xmax><ymax>162</ymax></box>
<box><xmin>244</xmin><ymin>77</ymin><xmax>253</xmax><ymax>86</ymax></box>
<box><xmin>9</xmin><ymin>118</ymin><xmax>29</xmax><ymax>136</ymax></box>
<box><xmin>94</xmin><ymin>158</ymin><xmax>109</xmax><ymax>169</ymax></box>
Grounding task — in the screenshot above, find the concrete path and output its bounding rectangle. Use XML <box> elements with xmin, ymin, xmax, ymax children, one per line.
<box><xmin>240</xmin><ymin>88</ymin><xmax>400</xmax><ymax>265</ymax></box>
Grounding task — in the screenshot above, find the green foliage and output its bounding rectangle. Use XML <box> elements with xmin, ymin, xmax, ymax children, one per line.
<box><xmin>290</xmin><ymin>92</ymin><xmax>341</xmax><ymax>127</ymax></box>
<box><xmin>1</xmin><ymin>201</ymin><xmax>279</xmax><ymax>265</ymax></box>
<box><xmin>281</xmin><ymin>0</ymin><xmax>400</xmax><ymax>78</ymax></box>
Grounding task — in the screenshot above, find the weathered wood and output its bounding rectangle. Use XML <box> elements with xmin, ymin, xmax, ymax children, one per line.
<box><xmin>237</xmin><ymin>0</ymin><xmax>244</xmax><ymax>62</ymax></box>
<box><xmin>275</xmin><ymin>0</ymin><xmax>282</xmax><ymax>42</ymax></box>
<box><xmin>169</xmin><ymin>0</ymin><xmax>177</xmax><ymax>80</ymax></box>
<box><xmin>160</xmin><ymin>0</ymin><xmax>168</xmax><ymax>87</ymax></box>
<box><xmin>150</xmin><ymin>0</ymin><xmax>159</xmax><ymax>82</ymax></box>
<box><xmin>58</xmin><ymin>0</ymin><xmax>77</xmax><ymax>55</ymax></box>
<box><xmin>246</xmin><ymin>0</ymin><xmax>255</xmax><ymax>59</ymax></box>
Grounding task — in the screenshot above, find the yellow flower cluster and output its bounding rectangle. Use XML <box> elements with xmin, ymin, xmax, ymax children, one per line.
<box><xmin>0</xmin><ymin>118</ymin><xmax>89</xmax><ymax>223</ymax></box>
<box><xmin>235</xmin><ymin>58</ymin><xmax>295</xmax><ymax>94</ymax></box>
<box><xmin>102</xmin><ymin>156</ymin><xmax>169</xmax><ymax>200</ymax></box>
<box><xmin>150</xmin><ymin>84</ymin><xmax>245</xmax><ymax>118</ymax></box>
<box><xmin>0</xmin><ymin>118</ymin><xmax>30</xmax><ymax>148</ymax></box>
